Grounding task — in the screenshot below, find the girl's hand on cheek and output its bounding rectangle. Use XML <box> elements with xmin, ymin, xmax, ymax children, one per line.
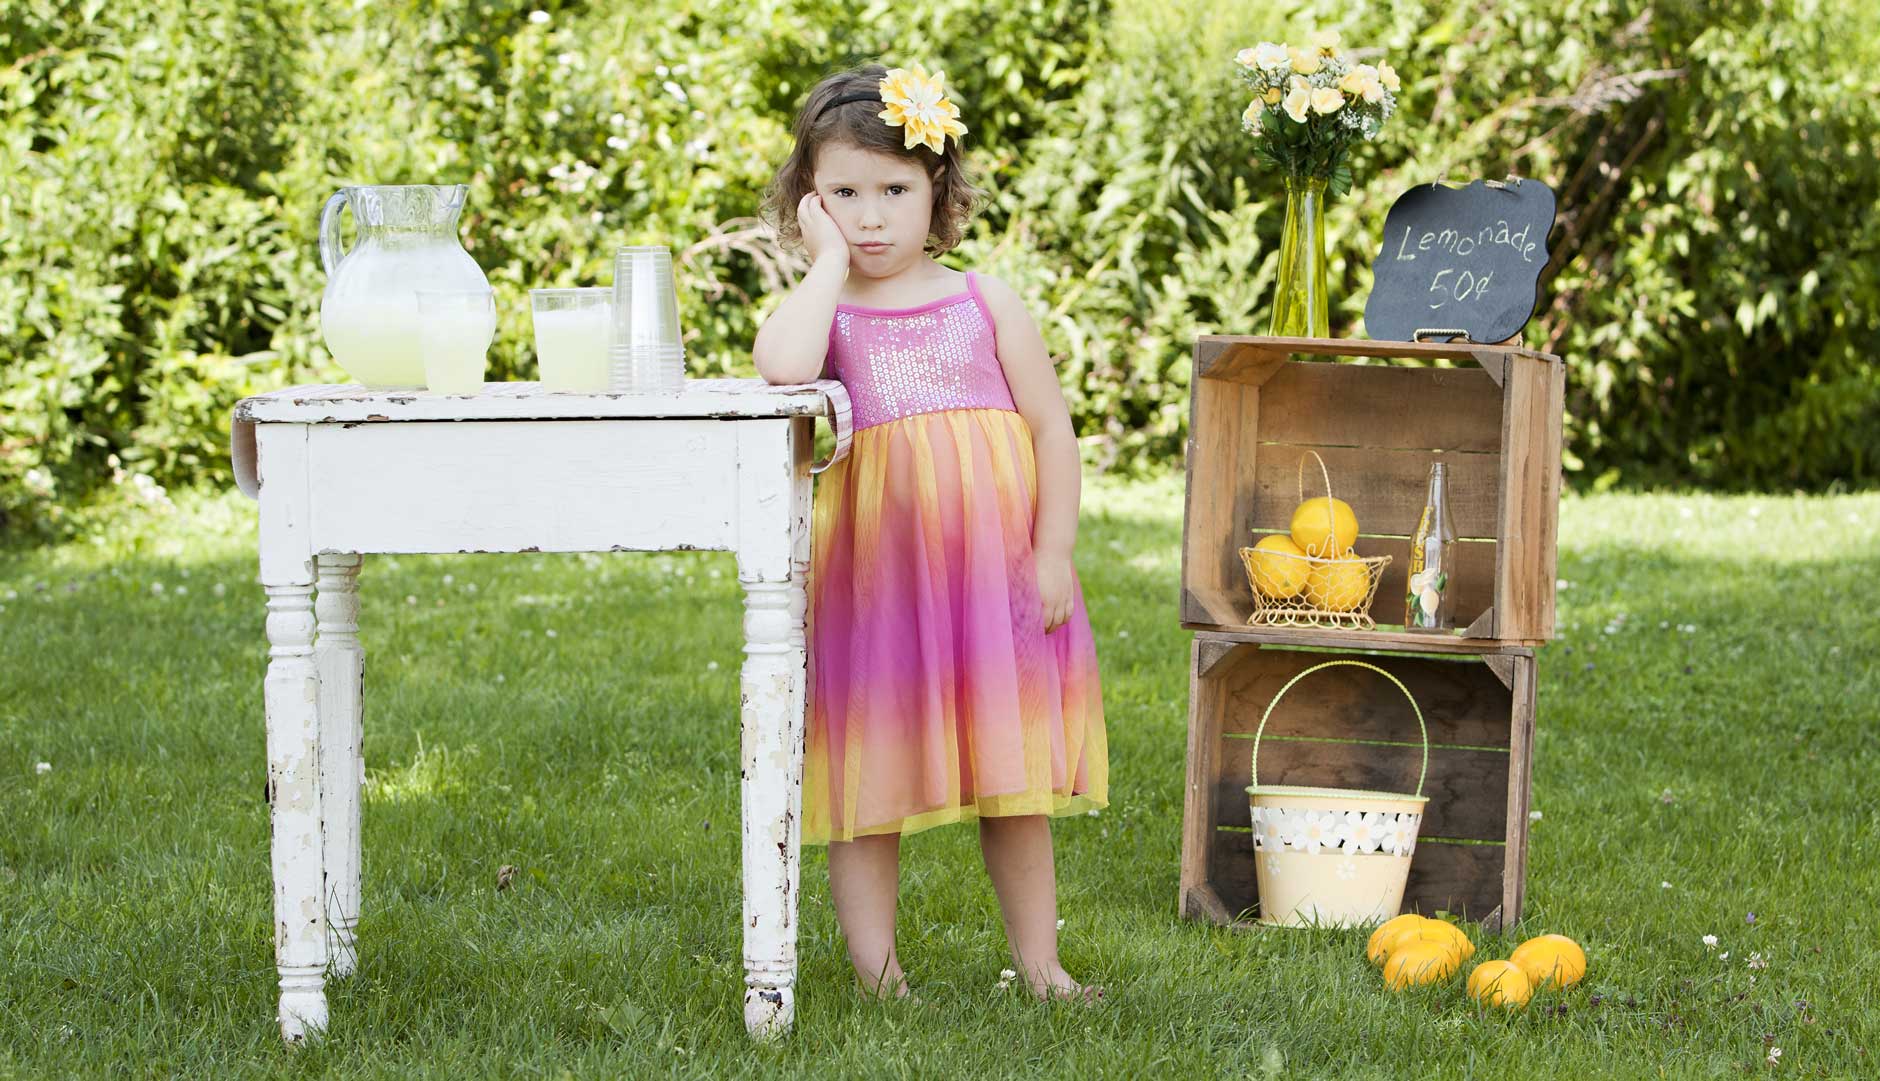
<box><xmin>799</xmin><ymin>193</ymin><xmax>849</xmax><ymax>270</ymax></box>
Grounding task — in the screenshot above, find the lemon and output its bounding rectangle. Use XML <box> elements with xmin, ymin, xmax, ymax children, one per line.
<box><xmin>1383</xmin><ymin>925</ymin><xmax>1463</xmax><ymax>966</ymax></box>
<box><xmin>1509</xmin><ymin>934</ymin><xmax>1587</xmax><ymax>991</ymax></box>
<box><xmin>1306</xmin><ymin>558</ymin><xmax>1371</xmax><ymax>612</ymax></box>
<box><xmin>1466</xmin><ymin>959</ymin><xmax>1532</xmax><ymax>1009</ymax></box>
<box><xmin>1247</xmin><ymin>534</ymin><xmax>1309</xmax><ymax>599</ymax></box>
<box><xmin>1415</xmin><ymin>919</ymin><xmax>1476</xmax><ymax>963</ymax></box>
<box><xmin>1290</xmin><ymin>497</ymin><xmax>1359</xmax><ymax>558</ymax></box>
<box><xmin>1383</xmin><ymin>940</ymin><xmax>1459</xmax><ymax>989</ymax></box>
<box><xmin>1365</xmin><ymin>914</ymin><xmax>1429</xmax><ymax>967</ymax></box>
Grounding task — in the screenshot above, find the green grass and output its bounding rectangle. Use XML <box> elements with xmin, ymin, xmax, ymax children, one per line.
<box><xmin>3</xmin><ymin>475</ymin><xmax>1877</xmax><ymax>1079</ymax></box>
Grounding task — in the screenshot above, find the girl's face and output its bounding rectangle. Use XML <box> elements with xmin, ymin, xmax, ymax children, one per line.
<box><xmin>812</xmin><ymin>142</ymin><xmax>936</xmax><ymax>278</ymax></box>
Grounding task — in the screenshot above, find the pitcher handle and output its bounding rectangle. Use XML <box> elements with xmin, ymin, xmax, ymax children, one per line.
<box><xmin>319</xmin><ymin>190</ymin><xmax>350</xmax><ymax>276</ymax></box>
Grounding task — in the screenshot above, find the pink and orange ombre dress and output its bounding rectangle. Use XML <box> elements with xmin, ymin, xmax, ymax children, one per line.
<box><xmin>803</xmin><ymin>272</ymin><xmax>1108</xmax><ymax>844</ymax></box>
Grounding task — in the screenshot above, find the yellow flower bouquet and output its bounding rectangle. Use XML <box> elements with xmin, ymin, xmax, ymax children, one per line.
<box><xmin>1235</xmin><ymin>31</ymin><xmax>1399</xmax><ymax>197</ymax></box>
<box><xmin>1233</xmin><ymin>30</ymin><xmax>1401</xmax><ymax>336</ymax></box>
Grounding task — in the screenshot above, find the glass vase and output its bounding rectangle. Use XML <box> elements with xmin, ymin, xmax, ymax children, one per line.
<box><xmin>1269</xmin><ymin>173</ymin><xmax>1330</xmax><ymax>338</ymax></box>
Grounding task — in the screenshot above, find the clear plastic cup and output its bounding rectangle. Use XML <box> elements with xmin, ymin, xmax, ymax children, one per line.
<box><xmin>529</xmin><ymin>287</ymin><xmax>612</xmax><ymax>393</ymax></box>
<box><xmin>611</xmin><ymin>245</ymin><xmax>686</xmax><ymax>393</ymax></box>
<box><xmin>414</xmin><ymin>288</ymin><xmax>495</xmax><ymax>396</ymax></box>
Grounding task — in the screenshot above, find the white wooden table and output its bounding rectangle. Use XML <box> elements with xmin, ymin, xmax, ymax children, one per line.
<box><xmin>231</xmin><ymin>379</ymin><xmax>851</xmax><ymax>1043</ymax></box>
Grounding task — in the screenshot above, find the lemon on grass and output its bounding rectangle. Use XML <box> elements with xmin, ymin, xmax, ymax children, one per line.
<box><xmin>1247</xmin><ymin>534</ymin><xmax>1309</xmax><ymax>599</ymax></box>
<box><xmin>1414</xmin><ymin>919</ymin><xmax>1476</xmax><ymax>963</ymax></box>
<box><xmin>1467</xmin><ymin>959</ymin><xmax>1533</xmax><ymax>1010</ymax></box>
<box><xmin>1383</xmin><ymin>941</ymin><xmax>1460</xmax><ymax>989</ymax></box>
<box><xmin>1306</xmin><ymin>558</ymin><xmax>1371</xmax><ymax>612</ymax></box>
<box><xmin>1382</xmin><ymin>925</ymin><xmax>1463</xmax><ymax>966</ymax></box>
<box><xmin>1290</xmin><ymin>496</ymin><xmax>1359</xmax><ymax>558</ymax></box>
<box><xmin>1365</xmin><ymin>914</ymin><xmax>1429</xmax><ymax>966</ymax></box>
<box><xmin>1509</xmin><ymin>934</ymin><xmax>1587</xmax><ymax>990</ymax></box>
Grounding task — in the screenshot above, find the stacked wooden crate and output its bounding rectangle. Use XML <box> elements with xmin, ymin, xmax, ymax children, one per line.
<box><xmin>1177</xmin><ymin>335</ymin><xmax>1564</xmax><ymax>932</ymax></box>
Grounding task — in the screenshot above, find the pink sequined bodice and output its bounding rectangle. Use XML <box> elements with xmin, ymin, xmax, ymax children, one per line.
<box><xmin>825</xmin><ymin>272</ymin><xmax>1017</xmax><ymax>431</ymax></box>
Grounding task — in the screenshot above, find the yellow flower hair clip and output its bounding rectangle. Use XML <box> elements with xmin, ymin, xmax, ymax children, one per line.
<box><xmin>816</xmin><ymin>64</ymin><xmax>969</xmax><ymax>154</ymax></box>
<box><xmin>877</xmin><ymin>64</ymin><xmax>968</xmax><ymax>153</ymax></box>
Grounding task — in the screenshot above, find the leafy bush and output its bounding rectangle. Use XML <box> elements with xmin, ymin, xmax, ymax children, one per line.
<box><xmin>4</xmin><ymin>0</ymin><xmax>1878</xmax><ymax>536</ymax></box>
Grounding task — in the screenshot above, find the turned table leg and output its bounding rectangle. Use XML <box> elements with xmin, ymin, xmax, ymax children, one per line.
<box><xmin>735</xmin><ymin>420</ymin><xmax>811</xmax><ymax>1039</ymax></box>
<box><xmin>315</xmin><ymin>553</ymin><xmax>364</xmax><ymax>977</ymax></box>
<box><xmin>264</xmin><ymin>579</ymin><xmax>328</xmax><ymax>1041</ymax></box>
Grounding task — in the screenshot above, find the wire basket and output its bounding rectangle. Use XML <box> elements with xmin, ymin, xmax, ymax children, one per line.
<box><xmin>1239</xmin><ymin>451</ymin><xmax>1392</xmax><ymax>631</ymax></box>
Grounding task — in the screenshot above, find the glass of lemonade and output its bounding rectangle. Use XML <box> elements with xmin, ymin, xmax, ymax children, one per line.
<box><xmin>530</xmin><ymin>288</ymin><xmax>613</xmax><ymax>392</ymax></box>
<box><xmin>415</xmin><ymin>289</ymin><xmax>496</xmax><ymax>395</ymax></box>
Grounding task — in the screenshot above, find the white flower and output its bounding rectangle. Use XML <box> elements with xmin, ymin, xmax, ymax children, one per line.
<box><xmin>36</xmin><ymin>761</ymin><xmax>51</xmax><ymax>775</ymax></box>
<box><xmin>1265</xmin><ymin>854</ymin><xmax>1284</xmax><ymax>878</ymax></box>
<box><xmin>1288</xmin><ymin>46</ymin><xmax>1322</xmax><ymax>76</ymax></box>
<box><xmin>1419</xmin><ymin>587</ymin><xmax>1440</xmax><ymax>617</ymax></box>
<box><xmin>1056</xmin><ymin>918</ymin><xmax>1065</xmax><ymax>930</ymax></box>
<box><xmin>405</xmin><ymin>595</ymin><xmax>417</xmax><ymax>605</ymax></box>
<box><xmin>1766</xmin><ymin>1046</ymin><xmax>1781</xmax><ymax>1067</ymax></box>
<box><xmin>1377</xmin><ymin>62</ymin><xmax>1401</xmax><ymax>92</ymax></box>
<box><xmin>1702</xmin><ymin>934</ymin><xmax>1718</xmax><ymax>950</ymax></box>
<box><xmin>1335</xmin><ymin>858</ymin><xmax>1358</xmax><ymax>881</ymax></box>
<box><xmin>706</xmin><ymin>660</ymin><xmax>718</xmax><ymax>670</ymax></box>
<box><xmin>1748</xmin><ymin>952</ymin><xmax>1768</xmax><ymax>970</ymax></box>
<box><xmin>213</xmin><ymin>583</ymin><xmax>226</xmax><ymax>597</ymax></box>
<box><xmin>996</xmin><ymin>967</ymin><xmax>1016</xmax><ymax>990</ymax></box>
<box><xmin>1290</xmin><ymin>810</ymin><xmax>1337</xmax><ymax>854</ymax></box>
<box><xmin>1282</xmin><ymin>87</ymin><xmax>1311</xmax><ymax>123</ymax></box>
<box><xmin>1255</xmin><ymin>810</ymin><xmax>1286</xmax><ymax>851</ymax></box>
<box><xmin>527</xmin><ymin>9</ymin><xmax>549</xmax><ymax>23</ymax></box>
<box><xmin>1720</xmin><ymin>951</ymin><xmax>1729</xmax><ymax>960</ymax></box>
<box><xmin>1242</xmin><ymin>100</ymin><xmax>1263</xmax><ymax>134</ymax></box>
<box><xmin>1339</xmin><ymin>811</ymin><xmax>1381</xmax><ymax>854</ymax></box>
<box><xmin>1376</xmin><ymin>815</ymin><xmax>1413</xmax><ymax>856</ymax></box>
<box><xmin>1250</xmin><ymin>41</ymin><xmax>1290</xmax><ymax>70</ymax></box>
<box><xmin>150</xmin><ymin>582</ymin><xmax>165</xmax><ymax>595</ymax></box>
<box><xmin>1661</xmin><ymin>881</ymin><xmax>1673</xmax><ymax>889</ymax></box>
<box><xmin>1408</xmin><ymin>568</ymin><xmax>1436</xmax><ymax>593</ymax></box>
<box><xmin>1309</xmin><ymin>87</ymin><xmax>1345</xmax><ymax>115</ymax></box>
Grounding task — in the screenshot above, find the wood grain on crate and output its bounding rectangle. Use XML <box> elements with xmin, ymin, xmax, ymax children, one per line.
<box><xmin>1179</xmin><ymin>635</ymin><xmax>1536</xmax><ymax>930</ymax></box>
<box><xmin>1181</xmin><ymin>336</ymin><xmax>1562</xmax><ymax>644</ymax></box>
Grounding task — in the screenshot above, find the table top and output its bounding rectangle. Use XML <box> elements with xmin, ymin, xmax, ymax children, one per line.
<box><xmin>234</xmin><ymin>378</ymin><xmax>840</xmax><ymax>424</ymax></box>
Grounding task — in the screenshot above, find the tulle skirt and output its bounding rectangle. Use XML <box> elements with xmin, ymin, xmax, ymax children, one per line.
<box><xmin>803</xmin><ymin>407</ymin><xmax>1108</xmax><ymax>844</ymax></box>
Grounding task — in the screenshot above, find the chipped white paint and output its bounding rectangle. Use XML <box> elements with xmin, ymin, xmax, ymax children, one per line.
<box><xmin>240</xmin><ymin>382</ymin><xmax>837</xmax><ymax>1044</ymax></box>
<box><xmin>314</xmin><ymin>553</ymin><xmax>363</xmax><ymax>977</ymax></box>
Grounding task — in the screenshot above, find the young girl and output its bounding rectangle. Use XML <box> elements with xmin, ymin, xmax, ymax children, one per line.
<box><xmin>754</xmin><ymin>63</ymin><xmax>1109</xmax><ymax>1003</ymax></box>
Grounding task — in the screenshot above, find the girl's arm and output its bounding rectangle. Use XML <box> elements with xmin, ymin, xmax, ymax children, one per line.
<box><xmin>978</xmin><ymin>274</ymin><xmax>1082</xmax><ymax>633</ymax></box>
<box><xmin>754</xmin><ymin>194</ymin><xmax>849</xmax><ymax>385</ymax></box>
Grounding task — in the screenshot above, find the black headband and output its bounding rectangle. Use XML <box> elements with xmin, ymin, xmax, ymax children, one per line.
<box><xmin>816</xmin><ymin>92</ymin><xmax>881</xmax><ymax>121</ymax></box>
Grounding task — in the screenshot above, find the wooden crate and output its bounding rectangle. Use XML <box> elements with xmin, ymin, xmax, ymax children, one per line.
<box><xmin>1181</xmin><ymin>336</ymin><xmax>1565</xmax><ymax>646</ymax></box>
<box><xmin>1178</xmin><ymin>632</ymin><xmax>1537</xmax><ymax>932</ymax></box>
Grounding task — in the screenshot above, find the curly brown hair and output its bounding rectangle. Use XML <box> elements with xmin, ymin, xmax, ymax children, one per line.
<box><xmin>761</xmin><ymin>63</ymin><xmax>984</xmax><ymax>256</ymax></box>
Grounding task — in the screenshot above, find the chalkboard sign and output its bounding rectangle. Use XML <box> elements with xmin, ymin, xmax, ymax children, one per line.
<box><xmin>1364</xmin><ymin>178</ymin><xmax>1556</xmax><ymax>344</ymax></box>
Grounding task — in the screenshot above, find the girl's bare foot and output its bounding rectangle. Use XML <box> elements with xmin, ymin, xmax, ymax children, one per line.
<box><xmin>1023</xmin><ymin>961</ymin><xmax>1104</xmax><ymax>1005</ymax></box>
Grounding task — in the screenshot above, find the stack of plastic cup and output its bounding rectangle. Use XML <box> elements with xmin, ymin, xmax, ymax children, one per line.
<box><xmin>610</xmin><ymin>246</ymin><xmax>685</xmax><ymax>393</ymax></box>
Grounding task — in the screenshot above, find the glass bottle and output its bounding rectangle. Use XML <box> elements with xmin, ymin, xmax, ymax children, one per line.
<box><xmin>1405</xmin><ymin>461</ymin><xmax>1457</xmax><ymax>631</ymax></box>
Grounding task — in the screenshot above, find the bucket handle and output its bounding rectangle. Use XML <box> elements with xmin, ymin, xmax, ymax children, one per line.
<box><xmin>1251</xmin><ymin>660</ymin><xmax>1430</xmax><ymax>797</ymax></box>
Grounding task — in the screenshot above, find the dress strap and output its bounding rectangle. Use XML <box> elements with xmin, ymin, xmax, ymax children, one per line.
<box><xmin>964</xmin><ymin>272</ymin><xmax>999</xmax><ymax>350</ymax></box>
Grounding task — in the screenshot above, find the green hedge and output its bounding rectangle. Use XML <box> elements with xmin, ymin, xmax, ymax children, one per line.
<box><xmin>5</xmin><ymin>0</ymin><xmax>1878</xmax><ymax>535</ymax></box>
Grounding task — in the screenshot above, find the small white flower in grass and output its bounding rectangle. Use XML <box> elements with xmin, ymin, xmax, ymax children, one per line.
<box><xmin>706</xmin><ymin>661</ymin><xmax>719</xmax><ymax>671</ymax></box>
<box><xmin>1118</xmin><ymin>630</ymin><xmax>1130</xmax><ymax>639</ymax></box>
<box><xmin>527</xmin><ymin>9</ymin><xmax>549</xmax><ymax>22</ymax></box>
<box><xmin>1703</xmin><ymin>934</ymin><xmax>1718</xmax><ymax>949</ymax></box>
<box><xmin>175</xmin><ymin>585</ymin><xmax>187</xmax><ymax>596</ymax></box>
<box><xmin>1086</xmin><ymin>808</ymin><xmax>1100</xmax><ymax>817</ymax></box>
<box><xmin>36</xmin><ymin>762</ymin><xmax>51</xmax><ymax>775</ymax></box>
<box><xmin>466</xmin><ymin>583</ymin><xmax>478</xmax><ymax>593</ymax></box>
<box><xmin>545</xmin><ymin>629</ymin><xmax>558</xmax><ymax>638</ymax></box>
<box><xmin>495</xmin><ymin>674</ymin><xmax>506</xmax><ymax>683</ymax></box>
<box><xmin>151</xmin><ymin>582</ymin><xmax>165</xmax><ymax>595</ymax></box>
<box><xmin>443</xmin><ymin>574</ymin><xmax>454</xmax><ymax>586</ymax></box>
<box><xmin>1661</xmin><ymin>881</ymin><xmax>1672</xmax><ymax>890</ymax></box>
<box><xmin>1057</xmin><ymin>918</ymin><xmax>1065</xmax><ymax>930</ymax></box>
<box><xmin>406</xmin><ymin>595</ymin><xmax>417</xmax><ymax>605</ymax></box>
<box><xmin>1749</xmin><ymin>952</ymin><xmax>1768</xmax><ymax>970</ymax></box>
<box><xmin>1529</xmin><ymin>810</ymin><xmax>1543</xmax><ymax>822</ymax></box>
<box><xmin>1720</xmin><ymin>951</ymin><xmax>1729</xmax><ymax>960</ymax></box>
<box><xmin>996</xmin><ymin>967</ymin><xmax>1016</xmax><ymax>990</ymax></box>
<box><xmin>213</xmin><ymin>583</ymin><xmax>226</xmax><ymax>597</ymax></box>
<box><xmin>1766</xmin><ymin>1046</ymin><xmax>1781</xmax><ymax>1067</ymax></box>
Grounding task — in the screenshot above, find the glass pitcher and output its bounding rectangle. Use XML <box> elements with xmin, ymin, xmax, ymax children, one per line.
<box><xmin>318</xmin><ymin>184</ymin><xmax>491</xmax><ymax>387</ymax></box>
